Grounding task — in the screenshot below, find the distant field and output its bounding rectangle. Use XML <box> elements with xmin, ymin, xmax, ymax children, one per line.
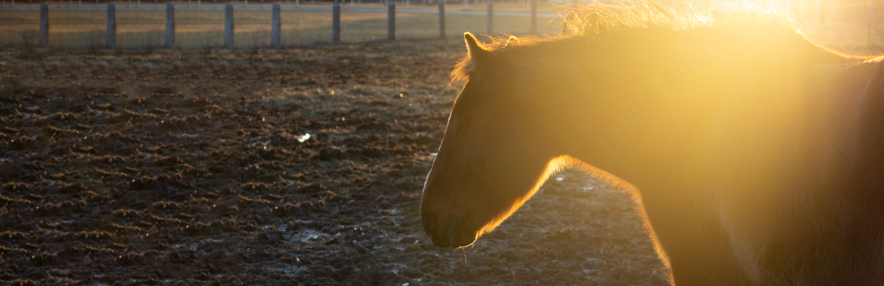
<box><xmin>0</xmin><ymin>3</ymin><xmax>566</xmax><ymax>49</ymax></box>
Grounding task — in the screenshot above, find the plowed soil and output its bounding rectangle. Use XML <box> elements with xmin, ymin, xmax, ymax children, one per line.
<box><xmin>0</xmin><ymin>39</ymin><xmax>667</xmax><ymax>285</ymax></box>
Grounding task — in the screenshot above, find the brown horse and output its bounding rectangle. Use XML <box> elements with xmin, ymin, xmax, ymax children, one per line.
<box><xmin>419</xmin><ymin>3</ymin><xmax>884</xmax><ymax>285</ymax></box>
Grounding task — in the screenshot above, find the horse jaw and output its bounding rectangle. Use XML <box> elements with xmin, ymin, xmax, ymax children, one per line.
<box><xmin>474</xmin><ymin>156</ymin><xmax>575</xmax><ymax>238</ymax></box>
<box><xmin>421</xmin><ymin>155</ymin><xmax>572</xmax><ymax>248</ymax></box>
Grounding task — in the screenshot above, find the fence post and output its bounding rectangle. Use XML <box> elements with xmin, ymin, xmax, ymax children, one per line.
<box><xmin>332</xmin><ymin>3</ymin><xmax>341</xmax><ymax>42</ymax></box>
<box><xmin>39</xmin><ymin>4</ymin><xmax>48</xmax><ymax>47</ymax></box>
<box><xmin>530</xmin><ymin>0</ymin><xmax>536</xmax><ymax>34</ymax></box>
<box><xmin>106</xmin><ymin>4</ymin><xmax>115</xmax><ymax>49</ymax></box>
<box><xmin>439</xmin><ymin>0</ymin><xmax>445</xmax><ymax>38</ymax></box>
<box><xmin>486</xmin><ymin>2</ymin><xmax>492</xmax><ymax>35</ymax></box>
<box><xmin>244</xmin><ymin>0</ymin><xmax>247</xmax><ymax>7</ymax></box>
<box><xmin>166</xmin><ymin>4</ymin><xmax>174</xmax><ymax>48</ymax></box>
<box><xmin>225</xmin><ymin>4</ymin><xmax>234</xmax><ymax>48</ymax></box>
<box><xmin>197</xmin><ymin>0</ymin><xmax>199</xmax><ymax>6</ymax></box>
<box><xmin>388</xmin><ymin>3</ymin><xmax>395</xmax><ymax>40</ymax></box>
<box><xmin>272</xmin><ymin>4</ymin><xmax>281</xmax><ymax>48</ymax></box>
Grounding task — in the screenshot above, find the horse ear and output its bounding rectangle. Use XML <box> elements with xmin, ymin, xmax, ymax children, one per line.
<box><xmin>464</xmin><ymin>32</ymin><xmax>487</xmax><ymax>58</ymax></box>
<box><xmin>503</xmin><ymin>36</ymin><xmax>520</xmax><ymax>47</ymax></box>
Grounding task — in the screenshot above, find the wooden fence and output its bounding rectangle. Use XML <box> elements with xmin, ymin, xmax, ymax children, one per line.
<box><xmin>5</xmin><ymin>1</ymin><xmax>879</xmax><ymax>49</ymax></box>
<box><xmin>1</xmin><ymin>2</ymin><xmax>551</xmax><ymax>48</ymax></box>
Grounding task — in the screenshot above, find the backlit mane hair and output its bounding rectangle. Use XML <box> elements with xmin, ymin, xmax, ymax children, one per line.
<box><xmin>450</xmin><ymin>0</ymin><xmax>790</xmax><ymax>84</ymax></box>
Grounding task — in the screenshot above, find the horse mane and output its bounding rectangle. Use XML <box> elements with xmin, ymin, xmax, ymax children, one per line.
<box><xmin>450</xmin><ymin>0</ymin><xmax>793</xmax><ymax>84</ymax></box>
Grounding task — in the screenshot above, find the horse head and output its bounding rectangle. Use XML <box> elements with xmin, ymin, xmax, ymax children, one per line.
<box><xmin>419</xmin><ymin>33</ymin><xmax>562</xmax><ymax>248</ymax></box>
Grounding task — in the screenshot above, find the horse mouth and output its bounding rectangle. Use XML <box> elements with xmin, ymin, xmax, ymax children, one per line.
<box><xmin>422</xmin><ymin>214</ymin><xmax>477</xmax><ymax>248</ymax></box>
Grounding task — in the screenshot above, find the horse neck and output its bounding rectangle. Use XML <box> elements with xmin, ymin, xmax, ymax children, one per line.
<box><xmin>526</xmin><ymin>28</ymin><xmax>856</xmax><ymax>192</ymax></box>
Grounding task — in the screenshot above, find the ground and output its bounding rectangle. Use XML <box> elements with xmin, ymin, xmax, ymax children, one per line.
<box><xmin>0</xmin><ymin>38</ymin><xmax>668</xmax><ymax>285</ymax></box>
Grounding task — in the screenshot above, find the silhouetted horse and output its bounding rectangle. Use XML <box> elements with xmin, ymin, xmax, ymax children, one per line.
<box><xmin>420</xmin><ymin>3</ymin><xmax>884</xmax><ymax>285</ymax></box>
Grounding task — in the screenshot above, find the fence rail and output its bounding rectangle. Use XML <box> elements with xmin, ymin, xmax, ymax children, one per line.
<box><xmin>0</xmin><ymin>4</ymin><xmax>553</xmax><ymax>15</ymax></box>
<box><xmin>3</xmin><ymin>1</ymin><xmax>879</xmax><ymax>49</ymax></box>
<box><xmin>0</xmin><ymin>2</ymin><xmax>560</xmax><ymax>48</ymax></box>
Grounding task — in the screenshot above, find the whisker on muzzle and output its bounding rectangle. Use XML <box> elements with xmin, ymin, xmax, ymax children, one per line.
<box><xmin>448</xmin><ymin>217</ymin><xmax>461</xmax><ymax>247</ymax></box>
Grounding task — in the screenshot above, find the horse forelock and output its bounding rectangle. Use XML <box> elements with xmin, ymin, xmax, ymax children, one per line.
<box><xmin>449</xmin><ymin>36</ymin><xmax>553</xmax><ymax>86</ymax></box>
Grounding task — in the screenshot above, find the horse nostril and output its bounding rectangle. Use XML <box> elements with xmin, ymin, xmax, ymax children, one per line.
<box><xmin>448</xmin><ymin>217</ymin><xmax>461</xmax><ymax>247</ymax></box>
<box><xmin>421</xmin><ymin>213</ymin><xmax>435</xmax><ymax>235</ymax></box>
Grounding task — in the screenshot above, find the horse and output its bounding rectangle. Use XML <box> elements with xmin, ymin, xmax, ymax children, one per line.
<box><xmin>419</xmin><ymin>2</ymin><xmax>884</xmax><ymax>285</ymax></box>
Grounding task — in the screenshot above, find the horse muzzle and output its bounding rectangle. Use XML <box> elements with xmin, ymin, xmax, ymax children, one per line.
<box><xmin>421</xmin><ymin>213</ymin><xmax>477</xmax><ymax>248</ymax></box>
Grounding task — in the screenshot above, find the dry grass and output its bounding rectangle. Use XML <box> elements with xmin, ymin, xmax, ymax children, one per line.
<box><xmin>0</xmin><ymin>10</ymin><xmax>41</xmax><ymax>46</ymax></box>
<box><xmin>0</xmin><ymin>3</ymin><xmax>565</xmax><ymax>49</ymax></box>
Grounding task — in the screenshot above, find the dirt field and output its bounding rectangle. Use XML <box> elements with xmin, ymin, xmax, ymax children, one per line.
<box><xmin>4</xmin><ymin>21</ymin><xmax>883</xmax><ymax>283</ymax></box>
<box><xmin>0</xmin><ymin>38</ymin><xmax>672</xmax><ymax>285</ymax></box>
